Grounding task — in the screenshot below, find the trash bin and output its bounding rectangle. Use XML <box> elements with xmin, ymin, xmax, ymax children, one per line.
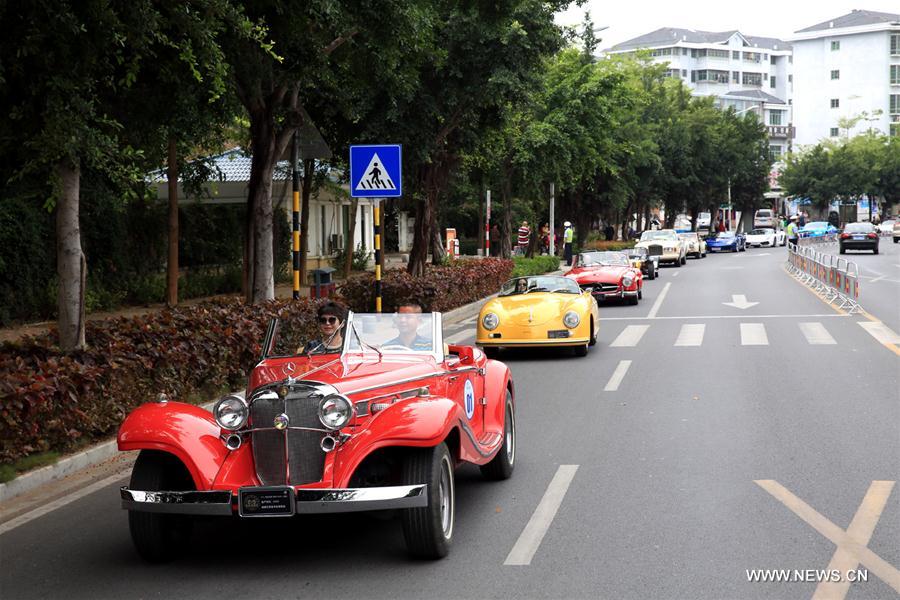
<box><xmin>309</xmin><ymin>267</ymin><xmax>336</xmax><ymax>299</ymax></box>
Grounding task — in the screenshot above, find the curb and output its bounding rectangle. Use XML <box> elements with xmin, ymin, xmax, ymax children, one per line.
<box><xmin>0</xmin><ymin>291</ymin><xmax>514</xmax><ymax>504</ymax></box>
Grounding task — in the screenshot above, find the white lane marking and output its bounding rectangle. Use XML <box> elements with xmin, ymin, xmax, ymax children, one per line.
<box><xmin>869</xmin><ymin>275</ymin><xmax>886</xmax><ymax>283</ymax></box>
<box><xmin>740</xmin><ymin>323</ymin><xmax>769</xmax><ymax>346</ymax></box>
<box><xmin>0</xmin><ymin>471</ymin><xmax>129</xmax><ymax>536</ymax></box>
<box><xmin>445</xmin><ymin>329</ymin><xmax>474</xmax><ymax>344</ymax></box>
<box><xmin>504</xmin><ymin>465</ymin><xmax>579</xmax><ymax>566</ymax></box>
<box><xmin>603</xmin><ymin>360</ymin><xmax>632</xmax><ymax>392</ymax></box>
<box><xmin>722</xmin><ymin>294</ymin><xmax>759</xmax><ymax>309</ymax></box>
<box><xmin>674</xmin><ymin>324</ymin><xmax>705</xmax><ymax>347</ymax></box>
<box><xmin>799</xmin><ymin>322</ymin><xmax>837</xmax><ymax>345</ymax></box>
<box><xmin>859</xmin><ymin>321</ymin><xmax>900</xmax><ymax>345</ymax></box>
<box><xmin>671</xmin><ymin>272</ymin><xmax>680</xmax><ymax>277</ymax></box>
<box><xmin>610</xmin><ymin>325</ymin><xmax>649</xmax><ymax>347</ymax></box>
<box><xmin>599</xmin><ymin>313</ymin><xmax>849</xmax><ymax>321</ymax></box>
<box><xmin>646</xmin><ymin>282</ymin><xmax>671</xmax><ymax>319</ymax></box>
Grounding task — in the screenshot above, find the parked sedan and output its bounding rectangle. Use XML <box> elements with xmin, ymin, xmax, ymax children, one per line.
<box><xmin>799</xmin><ymin>221</ymin><xmax>838</xmax><ymax>238</ymax></box>
<box><xmin>839</xmin><ymin>222</ymin><xmax>879</xmax><ymax>254</ymax></box>
<box><xmin>876</xmin><ymin>219</ymin><xmax>895</xmax><ymax>235</ymax></box>
<box><xmin>745</xmin><ymin>228</ymin><xmax>785</xmax><ymax>248</ymax></box>
<box><xmin>706</xmin><ymin>230</ymin><xmax>746</xmax><ymax>253</ymax></box>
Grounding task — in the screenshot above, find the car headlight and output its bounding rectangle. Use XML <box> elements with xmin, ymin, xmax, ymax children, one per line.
<box><xmin>622</xmin><ymin>274</ymin><xmax>634</xmax><ymax>287</ymax></box>
<box><xmin>318</xmin><ymin>394</ymin><xmax>354</xmax><ymax>430</ymax></box>
<box><xmin>482</xmin><ymin>312</ymin><xmax>499</xmax><ymax>330</ymax></box>
<box><xmin>664</xmin><ymin>245</ymin><xmax>676</xmax><ymax>252</ymax></box>
<box><xmin>563</xmin><ymin>311</ymin><xmax>580</xmax><ymax>329</ymax></box>
<box><xmin>214</xmin><ymin>395</ymin><xmax>249</xmax><ymax>430</ymax></box>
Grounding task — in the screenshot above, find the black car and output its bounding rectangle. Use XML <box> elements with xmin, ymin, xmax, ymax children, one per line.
<box><xmin>839</xmin><ymin>222</ymin><xmax>879</xmax><ymax>254</ymax></box>
<box><xmin>625</xmin><ymin>247</ymin><xmax>659</xmax><ymax>280</ymax></box>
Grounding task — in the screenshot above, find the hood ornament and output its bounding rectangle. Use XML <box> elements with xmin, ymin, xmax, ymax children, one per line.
<box><xmin>282</xmin><ymin>362</ymin><xmax>296</xmax><ymax>377</ymax></box>
<box><xmin>274</xmin><ymin>413</ymin><xmax>289</xmax><ymax>430</ymax></box>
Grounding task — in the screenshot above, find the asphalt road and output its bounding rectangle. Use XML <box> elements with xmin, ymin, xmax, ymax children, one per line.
<box><xmin>2</xmin><ymin>246</ymin><xmax>898</xmax><ymax>600</ymax></box>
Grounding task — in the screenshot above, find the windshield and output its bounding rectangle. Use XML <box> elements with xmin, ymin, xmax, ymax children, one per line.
<box><xmin>500</xmin><ymin>276</ymin><xmax>581</xmax><ymax>296</ymax></box>
<box><xmin>844</xmin><ymin>223</ymin><xmax>874</xmax><ymax>233</ymax></box>
<box><xmin>716</xmin><ymin>231</ymin><xmax>735</xmax><ymax>239</ymax></box>
<box><xmin>345</xmin><ymin>313</ymin><xmax>437</xmax><ymax>353</ymax></box>
<box><xmin>579</xmin><ymin>251</ymin><xmax>630</xmax><ymax>267</ymax></box>
<box><xmin>749</xmin><ymin>229</ymin><xmax>772</xmax><ymax>235</ymax></box>
<box><xmin>265</xmin><ymin>311</ymin><xmax>440</xmax><ymax>358</ymax></box>
<box><xmin>677</xmin><ymin>233</ymin><xmax>697</xmax><ymax>240</ymax></box>
<box><xmin>640</xmin><ymin>230</ymin><xmax>677</xmax><ymax>241</ymax></box>
<box><xmin>804</xmin><ymin>222</ymin><xmax>828</xmax><ymax>229</ymax></box>
<box><xmin>756</xmin><ymin>210</ymin><xmax>772</xmax><ymax>217</ymax></box>
<box><xmin>626</xmin><ymin>248</ymin><xmax>647</xmax><ymax>258</ymax></box>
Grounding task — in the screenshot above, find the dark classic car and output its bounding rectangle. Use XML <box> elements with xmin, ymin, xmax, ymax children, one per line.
<box><xmin>565</xmin><ymin>251</ymin><xmax>643</xmax><ymax>305</ymax></box>
<box><xmin>118</xmin><ymin>312</ymin><xmax>515</xmax><ymax>561</ymax></box>
<box><xmin>625</xmin><ymin>246</ymin><xmax>659</xmax><ymax>280</ymax></box>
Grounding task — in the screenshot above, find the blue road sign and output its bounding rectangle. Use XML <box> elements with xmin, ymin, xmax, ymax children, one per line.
<box><xmin>350</xmin><ymin>145</ymin><xmax>402</xmax><ymax>198</ymax></box>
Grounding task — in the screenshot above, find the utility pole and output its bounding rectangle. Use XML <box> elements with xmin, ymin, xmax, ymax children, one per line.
<box><xmin>549</xmin><ymin>182</ymin><xmax>555</xmax><ymax>256</ymax></box>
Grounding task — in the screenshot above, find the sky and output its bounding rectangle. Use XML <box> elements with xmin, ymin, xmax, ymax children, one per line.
<box><xmin>554</xmin><ymin>1</ymin><xmax>900</xmax><ymax>50</ymax></box>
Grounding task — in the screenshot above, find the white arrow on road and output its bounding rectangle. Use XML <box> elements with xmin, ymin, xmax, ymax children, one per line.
<box><xmin>722</xmin><ymin>294</ymin><xmax>759</xmax><ymax>309</ymax></box>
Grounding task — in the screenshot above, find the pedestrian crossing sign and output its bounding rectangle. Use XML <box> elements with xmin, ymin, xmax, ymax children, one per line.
<box><xmin>350</xmin><ymin>144</ymin><xmax>402</xmax><ymax>197</ymax></box>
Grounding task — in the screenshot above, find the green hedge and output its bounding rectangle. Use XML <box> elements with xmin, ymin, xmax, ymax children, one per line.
<box><xmin>511</xmin><ymin>255</ymin><xmax>561</xmax><ymax>277</ymax></box>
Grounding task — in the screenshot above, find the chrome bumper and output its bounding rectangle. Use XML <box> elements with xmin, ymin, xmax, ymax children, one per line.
<box><xmin>121</xmin><ymin>484</ymin><xmax>428</xmax><ymax>516</ymax></box>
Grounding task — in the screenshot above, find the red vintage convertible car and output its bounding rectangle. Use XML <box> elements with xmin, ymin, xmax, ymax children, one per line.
<box><xmin>565</xmin><ymin>251</ymin><xmax>644</xmax><ymax>305</ymax></box>
<box><xmin>118</xmin><ymin>312</ymin><xmax>515</xmax><ymax>561</ymax></box>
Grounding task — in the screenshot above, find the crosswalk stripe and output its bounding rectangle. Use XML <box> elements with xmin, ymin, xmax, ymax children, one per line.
<box><xmin>610</xmin><ymin>324</ymin><xmax>649</xmax><ymax>347</ymax></box>
<box><xmin>858</xmin><ymin>321</ymin><xmax>900</xmax><ymax>345</ymax></box>
<box><xmin>799</xmin><ymin>322</ymin><xmax>836</xmax><ymax>345</ymax></box>
<box><xmin>604</xmin><ymin>360</ymin><xmax>632</xmax><ymax>392</ymax></box>
<box><xmin>674</xmin><ymin>324</ymin><xmax>705</xmax><ymax>347</ymax></box>
<box><xmin>740</xmin><ymin>323</ymin><xmax>768</xmax><ymax>346</ymax></box>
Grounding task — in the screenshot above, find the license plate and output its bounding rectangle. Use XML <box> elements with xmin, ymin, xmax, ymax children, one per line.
<box><xmin>853</xmin><ymin>235</ymin><xmax>864</xmax><ymax>240</ymax></box>
<box><xmin>239</xmin><ymin>486</ymin><xmax>294</xmax><ymax>517</ymax></box>
<box><xmin>547</xmin><ymin>330</ymin><xmax>570</xmax><ymax>339</ymax></box>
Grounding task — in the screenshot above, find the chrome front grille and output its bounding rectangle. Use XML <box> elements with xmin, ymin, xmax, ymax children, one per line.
<box><xmin>250</xmin><ymin>386</ymin><xmax>327</xmax><ymax>486</ymax></box>
<box><xmin>582</xmin><ymin>283</ymin><xmax>618</xmax><ymax>294</ymax></box>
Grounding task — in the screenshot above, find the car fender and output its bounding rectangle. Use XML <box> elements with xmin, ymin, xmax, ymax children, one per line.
<box><xmin>118</xmin><ymin>402</ymin><xmax>226</xmax><ymax>490</ymax></box>
<box><xmin>331</xmin><ymin>396</ymin><xmax>465</xmax><ymax>487</ymax></box>
<box><xmin>482</xmin><ymin>358</ymin><xmax>513</xmax><ymax>434</ymax></box>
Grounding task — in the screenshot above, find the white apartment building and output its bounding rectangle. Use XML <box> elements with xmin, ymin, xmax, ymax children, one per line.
<box><xmin>606</xmin><ymin>28</ymin><xmax>794</xmax><ymax>162</ymax></box>
<box><xmin>789</xmin><ymin>9</ymin><xmax>900</xmax><ymax>146</ymax></box>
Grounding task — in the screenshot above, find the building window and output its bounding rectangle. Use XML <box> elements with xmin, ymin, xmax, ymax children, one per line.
<box><xmin>891</xmin><ymin>34</ymin><xmax>900</xmax><ymax>56</ymax></box>
<box><xmin>770</xmin><ymin>76</ymin><xmax>777</xmax><ymax>88</ymax></box>
<box><xmin>743</xmin><ymin>51</ymin><xmax>762</xmax><ymax>63</ymax></box>
<box><xmin>732</xmin><ymin>70</ymin><xmax>740</xmax><ymax>83</ymax></box>
<box><xmin>650</xmin><ymin>47</ymin><xmax>673</xmax><ymax>57</ymax></box>
<box><xmin>788</xmin><ymin>74</ymin><xmax>793</xmax><ymax>83</ymax></box>
<box><xmin>770</xmin><ymin>55</ymin><xmax>777</xmax><ymax>65</ymax></box>
<box><xmin>691</xmin><ymin>48</ymin><xmax>698</xmax><ymax>58</ymax></box>
<box><xmin>708</xmin><ymin>49</ymin><xmax>729</xmax><ymax>59</ymax></box>
<box><xmin>682</xmin><ymin>48</ymin><xmax>688</xmax><ymax>55</ymax></box>
<box><xmin>770</xmin><ymin>110</ymin><xmax>783</xmax><ymax>125</ymax></box>
<box><xmin>742</xmin><ymin>72</ymin><xmax>763</xmax><ymax>86</ymax></box>
<box><xmin>691</xmin><ymin>70</ymin><xmax>696</xmax><ymax>82</ymax></box>
<box><xmin>682</xmin><ymin>69</ymin><xmax>687</xmax><ymax>77</ymax></box>
<box><xmin>830</xmin><ymin>128</ymin><xmax>839</xmax><ymax>137</ymax></box>
<box><xmin>891</xmin><ymin>94</ymin><xmax>900</xmax><ymax>115</ymax></box>
<box><xmin>831</xmin><ymin>40</ymin><xmax>840</xmax><ymax>51</ymax></box>
<box><xmin>830</xmin><ymin>98</ymin><xmax>839</xmax><ymax>108</ymax></box>
<box><xmin>891</xmin><ymin>65</ymin><xmax>900</xmax><ymax>85</ymax></box>
<box><xmin>733</xmin><ymin>50</ymin><xmax>740</xmax><ymax>59</ymax></box>
<box><xmin>830</xmin><ymin>70</ymin><xmax>840</xmax><ymax>80</ymax></box>
<box><xmin>769</xmin><ymin>145</ymin><xmax>782</xmax><ymax>161</ymax></box>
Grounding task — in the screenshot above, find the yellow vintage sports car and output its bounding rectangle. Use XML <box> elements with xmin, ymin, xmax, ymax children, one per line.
<box><xmin>477</xmin><ymin>275</ymin><xmax>599</xmax><ymax>357</ymax></box>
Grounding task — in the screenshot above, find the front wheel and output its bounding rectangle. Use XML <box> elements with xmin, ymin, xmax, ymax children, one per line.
<box><xmin>873</xmin><ymin>247</ymin><xmax>879</xmax><ymax>255</ymax></box>
<box><xmin>480</xmin><ymin>392</ymin><xmax>515</xmax><ymax>481</ymax></box>
<box><xmin>675</xmin><ymin>258</ymin><xmax>682</xmax><ymax>267</ymax></box>
<box><xmin>128</xmin><ymin>451</ymin><xmax>195</xmax><ymax>562</ymax></box>
<box><xmin>483</xmin><ymin>346</ymin><xmax>500</xmax><ymax>359</ymax></box>
<box><xmin>402</xmin><ymin>443</ymin><xmax>455</xmax><ymax>559</ymax></box>
<box><xmin>588</xmin><ymin>317</ymin><xmax>597</xmax><ymax>346</ymax></box>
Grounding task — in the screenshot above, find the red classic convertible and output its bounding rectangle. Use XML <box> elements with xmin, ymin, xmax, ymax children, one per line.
<box><xmin>565</xmin><ymin>251</ymin><xmax>644</xmax><ymax>305</ymax></box>
<box><xmin>118</xmin><ymin>312</ymin><xmax>515</xmax><ymax>561</ymax></box>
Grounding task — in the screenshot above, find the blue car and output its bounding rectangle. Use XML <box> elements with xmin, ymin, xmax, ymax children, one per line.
<box><xmin>799</xmin><ymin>221</ymin><xmax>838</xmax><ymax>238</ymax></box>
<box><xmin>706</xmin><ymin>231</ymin><xmax>746</xmax><ymax>253</ymax></box>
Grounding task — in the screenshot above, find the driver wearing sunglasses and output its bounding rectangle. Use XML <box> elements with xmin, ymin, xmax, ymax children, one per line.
<box><xmin>301</xmin><ymin>301</ymin><xmax>348</xmax><ymax>355</ymax></box>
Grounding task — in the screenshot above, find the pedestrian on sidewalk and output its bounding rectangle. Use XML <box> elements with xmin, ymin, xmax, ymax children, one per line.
<box><xmin>563</xmin><ymin>221</ymin><xmax>574</xmax><ymax>266</ymax></box>
<box><xmin>517</xmin><ymin>221</ymin><xmax>530</xmax><ymax>256</ymax></box>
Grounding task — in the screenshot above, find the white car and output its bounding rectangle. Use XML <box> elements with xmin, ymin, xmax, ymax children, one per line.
<box><xmin>745</xmin><ymin>228</ymin><xmax>785</xmax><ymax>247</ymax></box>
<box><xmin>754</xmin><ymin>209</ymin><xmax>775</xmax><ymax>228</ymax></box>
<box><xmin>697</xmin><ymin>212</ymin><xmax>711</xmax><ymax>228</ymax></box>
<box><xmin>877</xmin><ymin>220</ymin><xmax>896</xmax><ymax>234</ymax></box>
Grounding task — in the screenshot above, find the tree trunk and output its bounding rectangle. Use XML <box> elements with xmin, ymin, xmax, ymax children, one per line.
<box><xmin>344</xmin><ymin>197</ymin><xmax>359</xmax><ymax>275</ymax></box>
<box><xmin>56</xmin><ymin>159</ymin><xmax>85</xmax><ymax>351</ymax></box>
<box><xmin>500</xmin><ymin>177</ymin><xmax>512</xmax><ymax>259</ymax></box>
<box><xmin>245</xmin><ymin>109</ymin><xmax>279</xmax><ymax>303</ymax></box>
<box><xmin>430</xmin><ymin>199</ymin><xmax>445</xmax><ymax>265</ymax></box>
<box><xmin>166</xmin><ymin>138</ymin><xmax>179</xmax><ymax>307</ymax></box>
<box><xmin>408</xmin><ymin>191</ymin><xmax>430</xmax><ymax>276</ymax></box>
<box><xmin>299</xmin><ymin>158</ymin><xmax>313</xmax><ymax>286</ymax></box>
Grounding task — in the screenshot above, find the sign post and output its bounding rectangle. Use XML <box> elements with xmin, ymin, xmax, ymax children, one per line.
<box><xmin>350</xmin><ymin>145</ymin><xmax>402</xmax><ymax>313</ymax></box>
<box><xmin>485</xmin><ymin>190</ymin><xmax>491</xmax><ymax>257</ymax></box>
<box><xmin>549</xmin><ymin>182</ymin><xmax>555</xmax><ymax>256</ymax></box>
<box><xmin>291</xmin><ymin>135</ymin><xmax>300</xmax><ymax>299</ymax></box>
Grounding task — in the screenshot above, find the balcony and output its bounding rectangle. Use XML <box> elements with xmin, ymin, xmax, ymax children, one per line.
<box><xmin>766</xmin><ymin>125</ymin><xmax>795</xmax><ymax>138</ymax></box>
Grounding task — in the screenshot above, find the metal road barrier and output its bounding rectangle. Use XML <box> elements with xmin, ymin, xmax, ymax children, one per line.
<box><xmin>797</xmin><ymin>233</ymin><xmax>838</xmax><ymax>247</ymax></box>
<box><xmin>787</xmin><ymin>241</ymin><xmax>861</xmax><ymax>313</ymax></box>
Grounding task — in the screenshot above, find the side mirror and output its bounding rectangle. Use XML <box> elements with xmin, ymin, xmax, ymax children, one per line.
<box><xmin>457</xmin><ymin>345</ymin><xmax>475</xmax><ymax>364</ymax></box>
